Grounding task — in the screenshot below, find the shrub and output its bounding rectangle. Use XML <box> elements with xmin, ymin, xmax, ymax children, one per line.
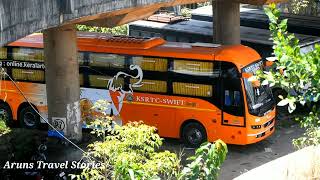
<box><xmin>179</xmin><ymin>140</ymin><xmax>228</xmax><ymax>180</ymax></box>
<box><xmin>259</xmin><ymin>4</ymin><xmax>320</xmax><ymax>148</ymax></box>
<box><xmin>0</xmin><ymin>119</ymin><xmax>10</xmax><ymax>135</ymax></box>
<box><xmin>74</xmin><ymin>100</ymin><xmax>228</xmax><ymax>179</ymax></box>
<box><xmin>74</xmin><ymin>100</ymin><xmax>180</xmax><ymax>180</ymax></box>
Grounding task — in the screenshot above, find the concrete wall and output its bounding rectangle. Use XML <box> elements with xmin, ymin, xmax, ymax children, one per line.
<box><xmin>234</xmin><ymin>145</ymin><xmax>320</xmax><ymax>180</ymax></box>
<box><xmin>0</xmin><ymin>0</ymin><xmax>206</xmax><ymax>46</ymax></box>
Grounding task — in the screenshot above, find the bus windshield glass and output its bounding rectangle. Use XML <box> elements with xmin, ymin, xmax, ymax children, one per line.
<box><xmin>242</xmin><ymin>60</ymin><xmax>274</xmax><ymax>116</ymax></box>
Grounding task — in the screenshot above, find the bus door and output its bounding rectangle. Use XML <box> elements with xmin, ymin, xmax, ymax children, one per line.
<box><xmin>221</xmin><ymin>68</ymin><xmax>245</xmax><ymax>128</ymax></box>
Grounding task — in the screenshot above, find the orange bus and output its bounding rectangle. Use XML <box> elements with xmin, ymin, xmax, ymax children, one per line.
<box><xmin>0</xmin><ymin>33</ymin><xmax>275</xmax><ymax>147</ymax></box>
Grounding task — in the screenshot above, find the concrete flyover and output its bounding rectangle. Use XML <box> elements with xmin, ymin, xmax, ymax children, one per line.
<box><xmin>0</xmin><ymin>0</ymin><xmax>209</xmax><ymax>46</ymax></box>
<box><xmin>1</xmin><ymin>0</ymin><xmax>285</xmax><ymax>46</ymax></box>
<box><xmin>0</xmin><ymin>0</ymin><xmax>286</xmax><ymax>141</ymax></box>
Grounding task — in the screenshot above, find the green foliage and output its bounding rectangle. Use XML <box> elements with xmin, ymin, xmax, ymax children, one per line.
<box><xmin>0</xmin><ymin>120</ymin><xmax>10</xmax><ymax>135</ymax></box>
<box><xmin>77</xmin><ymin>25</ymin><xmax>128</xmax><ymax>35</ymax></box>
<box><xmin>197</xmin><ymin>1</ymin><xmax>212</xmax><ymax>8</ymax></box>
<box><xmin>262</xmin><ymin>4</ymin><xmax>320</xmax><ymax>112</ymax></box>
<box><xmin>293</xmin><ymin>127</ymin><xmax>320</xmax><ymax>149</ymax></box>
<box><xmin>74</xmin><ymin>100</ymin><xmax>228</xmax><ymax>179</ymax></box>
<box><xmin>74</xmin><ymin>100</ymin><xmax>180</xmax><ymax>180</ymax></box>
<box><xmin>288</xmin><ymin>0</ymin><xmax>311</xmax><ymax>14</ymax></box>
<box><xmin>181</xmin><ymin>7</ymin><xmax>191</xmax><ymax>18</ymax></box>
<box><xmin>179</xmin><ymin>140</ymin><xmax>228</xmax><ymax>180</ymax></box>
<box><xmin>260</xmin><ymin>4</ymin><xmax>320</xmax><ymax>148</ymax></box>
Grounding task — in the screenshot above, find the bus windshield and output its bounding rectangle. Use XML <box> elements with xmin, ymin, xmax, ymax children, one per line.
<box><xmin>242</xmin><ymin>60</ymin><xmax>274</xmax><ymax>116</ymax></box>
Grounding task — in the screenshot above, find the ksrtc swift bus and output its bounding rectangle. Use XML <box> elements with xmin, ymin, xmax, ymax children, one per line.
<box><xmin>0</xmin><ymin>33</ymin><xmax>275</xmax><ymax>146</ymax></box>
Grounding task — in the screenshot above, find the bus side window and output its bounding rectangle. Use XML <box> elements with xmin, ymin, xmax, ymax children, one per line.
<box><xmin>78</xmin><ymin>52</ymin><xmax>85</xmax><ymax>65</ymax></box>
<box><xmin>130</xmin><ymin>30</ymin><xmax>140</xmax><ymax>37</ymax></box>
<box><xmin>0</xmin><ymin>47</ymin><xmax>7</xmax><ymax>59</ymax></box>
<box><xmin>166</xmin><ymin>35</ymin><xmax>176</xmax><ymax>42</ymax></box>
<box><xmin>12</xmin><ymin>68</ymin><xmax>45</xmax><ymax>82</ymax></box>
<box><xmin>173</xmin><ymin>82</ymin><xmax>212</xmax><ymax>97</ymax></box>
<box><xmin>178</xmin><ymin>36</ymin><xmax>190</xmax><ymax>43</ymax></box>
<box><xmin>12</xmin><ymin>48</ymin><xmax>44</xmax><ymax>62</ymax></box>
<box><xmin>131</xmin><ymin>79</ymin><xmax>167</xmax><ymax>93</ymax></box>
<box><xmin>131</xmin><ymin>56</ymin><xmax>168</xmax><ymax>72</ymax></box>
<box><xmin>172</xmin><ymin>59</ymin><xmax>214</xmax><ymax>77</ymax></box>
<box><xmin>224</xmin><ymin>90</ymin><xmax>241</xmax><ymax>107</ymax></box>
<box><xmin>88</xmin><ymin>74</ymin><xmax>124</xmax><ymax>89</ymax></box>
<box><xmin>89</xmin><ymin>53</ymin><xmax>125</xmax><ymax>69</ymax></box>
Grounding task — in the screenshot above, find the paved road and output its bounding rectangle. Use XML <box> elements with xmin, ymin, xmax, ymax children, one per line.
<box><xmin>162</xmin><ymin>122</ymin><xmax>304</xmax><ymax>180</ymax></box>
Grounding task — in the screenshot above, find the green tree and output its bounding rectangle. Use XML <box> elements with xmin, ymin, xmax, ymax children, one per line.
<box><xmin>76</xmin><ymin>25</ymin><xmax>128</xmax><ymax>36</ymax></box>
<box><xmin>259</xmin><ymin>4</ymin><xmax>320</xmax><ymax>148</ymax></box>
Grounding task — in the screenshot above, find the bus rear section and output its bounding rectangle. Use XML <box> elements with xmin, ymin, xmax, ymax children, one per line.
<box><xmin>1</xmin><ymin>34</ymin><xmax>275</xmax><ymax>147</ymax></box>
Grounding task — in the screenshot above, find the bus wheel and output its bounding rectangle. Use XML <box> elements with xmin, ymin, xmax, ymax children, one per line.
<box><xmin>19</xmin><ymin>106</ymin><xmax>40</xmax><ymax>129</ymax></box>
<box><xmin>0</xmin><ymin>103</ymin><xmax>14</xmax><ymax>127</ymax></box>
<box><xmin>182</xmin><ymin>122</ymin><xmax>207</xmax><ymax>148</ymax></box>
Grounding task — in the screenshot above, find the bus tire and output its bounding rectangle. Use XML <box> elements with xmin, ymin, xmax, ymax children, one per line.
<box><xmin>19</xmin><ymin>106</ymin><xmax>40</xmax><ymax>129</ymax></box>
<box><xmin>182</xmin><ymin>122</ymin><xmax>207</xmax><ymax>148</ymax></box>
<box><xmin>0</xmin><ymin>103</ymin><xmax>14</xmax><ymax>127</ymax></box>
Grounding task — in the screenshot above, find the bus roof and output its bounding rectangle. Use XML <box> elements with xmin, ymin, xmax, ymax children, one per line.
<box><xmin>7</xmin><ymin>32</ymin><xmax>261</xmax><ymax>70</ymax></box>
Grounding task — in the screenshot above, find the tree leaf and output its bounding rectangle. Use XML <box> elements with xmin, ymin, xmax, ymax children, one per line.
<box><xmin>277</xmin><ymin>99</ymin><xmax>289</xmax><ymax>106</ymax></box>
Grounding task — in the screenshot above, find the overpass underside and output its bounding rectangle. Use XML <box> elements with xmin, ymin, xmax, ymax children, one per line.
<box><xmin>0</xmin><ymin>0</ymin><xmax>210</xmax><ymax>46</ymax></box>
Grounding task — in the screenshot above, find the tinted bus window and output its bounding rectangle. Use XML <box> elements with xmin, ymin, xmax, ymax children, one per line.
<box><xmin>79</xmin><ymin>73</ymin><xmax>84</xmax><ymax>86</ymax></box>
<box><xmin>13</xmin><ymin>48</ymin><xmax>44</xmax><ymax>62</ymax></box>
<box><xmin>0</xmin><ymin>48</ymin><xmax>7</xmax><ymax>59</ymax></box>
<box><xmin>132</xmin><ymin>57</ymin><xmax>167</xmax><ymax>72</ymax></box>
<box><xmin>89</xmin><ymin>74</ymin><xmax>123</xmax><ymax>88</ymax></box>
<box><xmin>173</xmin><ymin>60</ymin><xmax>214</xmax><ymax>76</ymax></box>
<box><xmin>173</xmin><ymin>82</ymin><xmax>212</xmax><ymax>97</ymax></box>
<box><xmin>12</xmin><ymin>68</ymin><xmax>45</xmax><ymax>82</ymax></box>
<box><xmin>131</xmin><ymin>79</ymin><xmax>167</xmax><ymax>93</ymax></box>
<box><xmin>78</xmin><ymin>52</ymin><xmax>85</xmax><ymax>65</ymax></box>
<box><xmin>89</xmin><ymin>53</ymin><xmax>125</xmax><ymax>68</ymax></box>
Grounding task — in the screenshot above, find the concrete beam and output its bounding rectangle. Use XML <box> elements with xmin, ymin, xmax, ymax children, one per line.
<box><xmin>43</xmin><ymin>25</ymin><xmax>82</xmax><ymax>141</ymax></box>
<box><xmin>214</xmin><ymin>0</ymin><xmax>241</xmax><ymax>45</ymax></box>
<box><xmin>0</xmin><ymin>0</ymin><xmax>208</xmax><ymax>46</ymax></box>
<box><xmin>82</xmin><ymin>3</ymin><xmax>162</xmax><ymax>28</ymax></box>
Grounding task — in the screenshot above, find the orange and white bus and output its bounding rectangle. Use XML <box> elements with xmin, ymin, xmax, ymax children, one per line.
<box><xmin>0</xmin><ymin>33</ymin><xmax>275</xmax><ymax>147</ymax></box>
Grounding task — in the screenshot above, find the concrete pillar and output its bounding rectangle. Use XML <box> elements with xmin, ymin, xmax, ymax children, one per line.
<box><xmin>213</xmin><ymin>0</ymin><xmax>241</xmax><ymax>45</ymax></box>
<box><xmin>43</xmin><ymin>24</ymin><xmax>82</xmax><ymax>142</ymax></box>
